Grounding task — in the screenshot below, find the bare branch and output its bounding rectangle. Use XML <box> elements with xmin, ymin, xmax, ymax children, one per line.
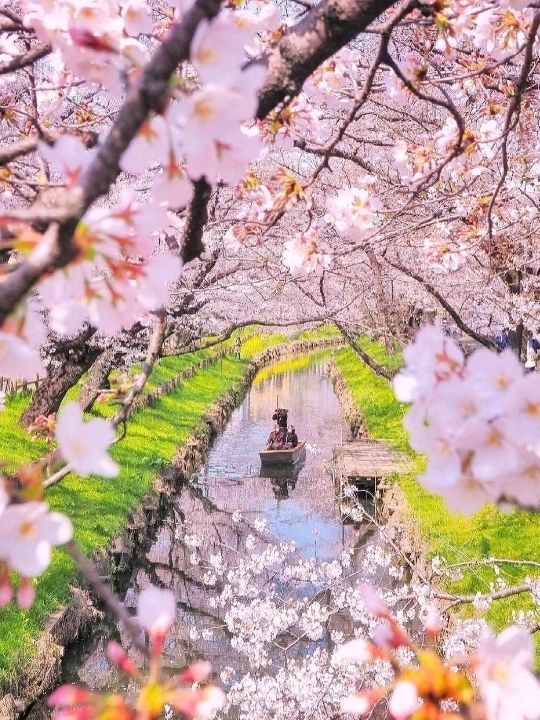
<box><xmin>0</xmin><ymin>42</ymin><xmax>51</xmax><ymax>75</ymax></box>
<box><xmin>335</xmin><ymin>321</ymin><xmax>397</xmax><ymax>380</ymax></box>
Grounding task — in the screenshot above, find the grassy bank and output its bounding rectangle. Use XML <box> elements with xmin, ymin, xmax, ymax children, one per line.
<box><xmin>0</xmin><ymin>329</ymin><xmax>330</xmax><ymax>684</ymax></box>
<box><xmin>334</xmin><ymin>341</ymin><xmax>540</xmax><ymax>632</ymax></box>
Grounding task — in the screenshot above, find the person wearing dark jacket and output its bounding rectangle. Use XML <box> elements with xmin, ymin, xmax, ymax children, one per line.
<box><xmin>266</xmin><ymin>424</ymin><xmax>284</xmax><ymax>450</ymax></box>
<box><xmin>285</xmin><ymin>426</ymin><xmax>298</xmax><ymax>448</ymax></box>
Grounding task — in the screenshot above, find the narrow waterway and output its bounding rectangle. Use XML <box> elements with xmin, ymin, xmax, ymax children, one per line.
<box><xmin>55</xmin><ymin>352</ymin><xmax>391</xmax><ymax>707</ymax></box>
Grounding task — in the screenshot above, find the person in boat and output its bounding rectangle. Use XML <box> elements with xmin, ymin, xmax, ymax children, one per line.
<box><xmin>285</xmin><ymin>426</ymin><xmax>298</xmax><ymax>448</ymax></box>
<box><xmin>272</xmin><ymin>407</ymin><xmax>288</xmax><ymax>440</ymax></box>
<box><xmin>266</xmin><ymin>424</ymin><xmax>285</xmax><ymax>450</ymax></box>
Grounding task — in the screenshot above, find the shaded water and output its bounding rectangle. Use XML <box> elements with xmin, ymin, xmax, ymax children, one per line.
<box><xmin>55</xmin><ymin>353</ymin><xmax>388</xmax><ymax>705</ymax></box>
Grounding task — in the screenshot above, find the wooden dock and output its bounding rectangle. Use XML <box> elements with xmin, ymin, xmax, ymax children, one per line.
<box><xmin>333</xmin><ymin>439</ymin><xmax>410</xmax><ymax>491</ymax></box>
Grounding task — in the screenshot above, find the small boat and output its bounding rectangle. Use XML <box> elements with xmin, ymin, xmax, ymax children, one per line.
<box><xmin>259</xmin><ymin>441</ymin><xmax>306</xmax><ymax>466</ymax></box>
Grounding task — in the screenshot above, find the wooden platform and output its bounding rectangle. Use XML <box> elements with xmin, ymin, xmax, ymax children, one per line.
<box><xmin>333</xmin><ymin>440</ymin><xmax>410</xmax><ymax>485</ymax></box>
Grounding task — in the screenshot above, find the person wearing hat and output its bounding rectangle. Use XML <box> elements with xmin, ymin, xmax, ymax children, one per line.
<box><xmin>272</xmin><ymin>407</ymin><xmax>288</xmax><ymax>441</ymax></box>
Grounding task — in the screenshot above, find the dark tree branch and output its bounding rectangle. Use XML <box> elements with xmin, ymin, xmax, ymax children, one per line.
<box><xmin>0</xmin><ymin>137</ymin><xmax>39</xmax><ymax>166</ymax></box>
<box><xmin>385</xmin><ymin>258</ymin><xmax>497</xmax><ymax>349</ymax></box>
<box><xmin>0</xmin><ymin>42</ymin><xmax>51</xmax><ymax>74</ymax></box>
<box><xmin>256</xmin><ymin>0</ymin><xmax>397</xmax><ymax>118</ymax></box>
<box><xmin>335</xmin><ymin>321</ymin><xmax>396</xmax><ymax>380</ymax></box>
<box><xmin>180</xmin><ymin>179</ymin><xmax>212</xmax><ymax>263</ymax></box>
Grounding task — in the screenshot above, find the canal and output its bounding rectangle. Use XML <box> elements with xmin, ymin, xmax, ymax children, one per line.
<box><xmin>51</xmin><ymin>352</ymin><xmax>397</xmax><ymax>717</ymax></box>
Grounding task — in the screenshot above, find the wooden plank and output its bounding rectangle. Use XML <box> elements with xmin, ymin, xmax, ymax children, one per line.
<box><xmin>333</xmin><ymin>439</ymin><xmax>409</xmax><ymax>480</ymax></box>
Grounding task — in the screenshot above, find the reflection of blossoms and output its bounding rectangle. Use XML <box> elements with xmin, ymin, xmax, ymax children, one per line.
<box><xmin>49</xmin><ymin>586</ymin><xmax>225</xmax><ymax>720</ymax></box>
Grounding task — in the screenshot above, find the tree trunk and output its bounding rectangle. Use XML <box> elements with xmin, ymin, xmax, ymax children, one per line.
<box><xmin>20</xmin><ymin>348</ymin><xmax>101</xmax><ymax>427</ymax></box>
<box><xmin>77</xmin><ymin>347</ymin><xmax>121</xmax><ymax>412</ymax></box>
<box><xmin>508</xmin><ymin>321</ymin><xmax>524</xmax><ymax>361</ymax></box>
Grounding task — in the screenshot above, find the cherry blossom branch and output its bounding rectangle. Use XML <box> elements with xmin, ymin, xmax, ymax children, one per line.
<box><xmin>303</xmin><ymin>0</ymin><xmax>415</xmax><ymax>188</ymax></box>
<box><xmin>0</xmin><ymin>0</ymin><xmax>402</xmax><ymax>325</ymax></box>
<box><xmin>111</xmin><ymin>310</ymin><xmax>167</xmax><ymax>428</ymax></box>
<box><xmin>335</xmin><ymin>321</ymin><xmax>396</xmax><ymax>381</ymax></box>
<box><xmin>385</xmin><ymin>257</ymin><xmax>496</xmax><ymax>349</ymax></box>
<box><xmin>0</xmin><ymin>0</ymin><xmax>223</xmax><ymax>325</ymax></box>
<box><xmin>446</xmin><ymin>557</ymin><xmax>540</xmax><ymax>571</ymax></box>
<box><xmin>43</xmin><ymin>313</ymin><xmax>167</xmax><ymax>490</ymax></box>
<box><xmin>162</xmin><ymin>313</ymin><xmax>346</xmax><ymax>357</ymax></box>
<box><xmin>256</xmin><ymin>0</ymin><xmax>396</xmax><ymax>118</ymax></box>
<box><xmin>0</xmin><ymin>137</ymin><xmax>40</xmax><ymax>166</ymax></box>
<box><xmin>437</xmin><ymin>583</ymin><xmax>536</xmax><ymax>612</ymax></box>
<box><xmin>66</xmin><ymin>539</ymin><xmax>149</xmax><ymax>656</ymax></box>
<box><xmin>0</xmin><ymin>41</ymin><xmax>51</xmax><ymax>74</ymax></box>
<box><xmin>485</xmin><ymin>10</ymin><xmax>540</xmax><ymax>266</ymax></box>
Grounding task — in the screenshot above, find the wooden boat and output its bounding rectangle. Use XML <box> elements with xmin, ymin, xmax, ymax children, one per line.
<box><xmin>259</xmin><ymin>441</ymin><xmax>306</xmax><ymax>466</ymax></box>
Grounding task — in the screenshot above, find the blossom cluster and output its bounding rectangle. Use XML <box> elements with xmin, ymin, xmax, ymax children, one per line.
<box><xmin>0</xmin><ymin>397</ymin><xmax>118</xmax><ymax>607</ymax></box>
<box><xmin>339</xmin><ymin>587</ymin><xmax>540</xmax><ymax>720</ymax></box>
<box><xmin>325</xmin><ymin>178</ymin><xmax>382</xmax><ymax>242</ymax></box>
<box><xmin>0</xmin><ymin>479</ymin><xmax>72</xmax><ymax>608</ymax></box>
<box><xmin>49</xmin><ymin>584</ymin><xmax>225</xmax><ymax>720</ymax></box>
<box><xmin>394</xmin><ymin>324</ymin><xmax>540</xmax><ymax>513</ymax></box>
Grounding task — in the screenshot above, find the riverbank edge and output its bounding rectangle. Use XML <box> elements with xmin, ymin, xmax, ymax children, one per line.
<box><xmin>0</xmin><ymin>336</ymin><xmax>343</xmax><ymax>720</ymax></box>
<box><xmin>326</xmin><ymin>357</ymin><xmax>433</xmax><ymax>581</ymax></box>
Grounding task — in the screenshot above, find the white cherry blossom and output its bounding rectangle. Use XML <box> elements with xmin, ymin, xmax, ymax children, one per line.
<box><xmin>137</xmin><ymin>585</ymin><xmax>176</xmax><ymax>636</ymax></box>
<box><xmin>0</xmin><ymin>502</ymin><xmax>73</xmax><ymax>577</ymax></box>
<box><xmin>0</xmin><ymin>332</ymin><xmax>44</xmax><ymax>381</ymax></box>
<box><xmin>475</xmin><ymin>626</ymin><xmax>540</xmax><ymax>720</ymax></box>
<box><xmin>55</xmin><ymin>401</ymin><xmax>119</xmax><ymax>478</ymax></box>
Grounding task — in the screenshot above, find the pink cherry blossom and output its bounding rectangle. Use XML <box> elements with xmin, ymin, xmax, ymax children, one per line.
<box><xmin>172</xmin><ymin>76</ymin><xmax>263</xmax><ymax>184</ymax></box>
<box><xmin>120</xmin><ymin>115</ymin><xmax>170</xmax><ymax>174</ymax></box>
<box><xmin>0</xmin><ymin>476</ymin><xmax>8</xmax><ymax>514</ymax></box>
<box><xmin>359</xmin><ymin>583</ymin><xmax>388</xmax><ymax>617</ymax></box>
<box><xmin>335</xmin><ymin>638</ymin><xmax>375</xmax><ymax>664</ymax></box>
<box><xmin>393</xmin><ymin>325</ymin><xmax>464</xmax><ymax>403</ymax></box>
<box><xmin>137</xmin><ymin>584</ymin><xmax>176</xmax><ymax>636</ymax></box>
<box><xmin>136</xmin><ymin>253</ymin><xmax>183</xmax><ymax>311</ymax></box>
<box><xmin>504</xmin><ymin>373</ymin><xmax>540</xmax><ymax>445</ymax></box>
<box><xmin>39</xmin><ymin>135</ymin><xmax>96</xmax><ymax>186</ymax></box>
<box><xmin>151</xmin><ymin>163</ymin><xmax>194</xmax><ymax>209</ymax></box>
<box><xmin>475</xmin><ymin>625</ymin><xmax>540</xmax><ymax>720</ymax></box>
<box><xmin>388</xmin><ymin>681</ymin><xmax>419</xmax><ymax>720</ymax></box>
<box><xmin>325</xmin><ymin>184</ymin><xmax>381</xmax><ymax>241</ymax></box>
<box><xmin>0</xmin><ymin>502</ymin><xmax>73</xmax><ymax>577</ymax></box>
<box><xmin>282</xmin><ymin>229</ymin><xmax>332</xmax><ymax>276</ymax></box>
<box><xmin>55</xmin><ymin>401</ymin><xmax>119</xmax><ymax>478</ymax></box>
<box><xmin>17</xmin><ymin>577</ymin><xmax>36</xmax><ymax>610</ymax></box>
<box><xmin>120</xmin><ymin>0</ymin><xmax>153</xmax><ymax>37</ymax></box>
<box><xmin>436</xmin><ymin>475</ymin><xmax>501</xmax><ymax>516</ymax></box>
<box><xmin>190</xmin><ymin>14</ymin><xmax>248</xmax><ymax>84</ymax></box>
<box><xmin>0</xmin><ymin>331</ymin><xmax>44</xmax><ymax>380</ymax></box>
<box><xmin>466</xmin><ymin>349</ymin><xmax>523</xmax><ymax>416</ymax></box>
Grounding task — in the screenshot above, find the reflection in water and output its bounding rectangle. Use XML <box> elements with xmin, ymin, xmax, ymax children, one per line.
<box><xmin>57</xmin><ymin>353</ymin><xmax>393</xmax><ymax>709</ymax></box>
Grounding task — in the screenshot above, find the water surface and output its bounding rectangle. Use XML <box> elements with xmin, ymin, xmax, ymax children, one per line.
<box><xmin>58</xmin><ymin>353</ymin><xmax>386</xmax><ymax>698</ymax></box>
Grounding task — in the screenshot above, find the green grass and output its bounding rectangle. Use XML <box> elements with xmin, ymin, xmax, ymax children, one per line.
<box><xmin>0</xmin><ymin>327</ymin><xmax>336</xmax><ymax>684</ymax></box>
<box><xmin>334</xmin><ymin>341</ymin><xmax>540</xmax><ymax>633</ymax></box>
